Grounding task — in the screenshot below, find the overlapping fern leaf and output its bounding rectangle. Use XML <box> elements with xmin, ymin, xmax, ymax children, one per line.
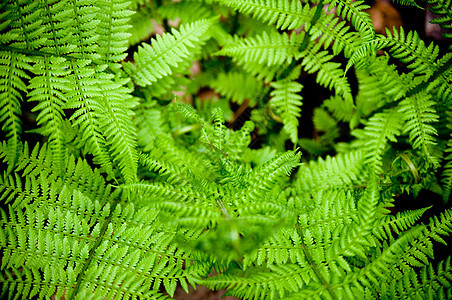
<box><xmin>0</xmin><ymin>142</ymin><xmax>210</xmax><ymax>299</ymax></box>
<box><xmin>199</xmin><ymin>173</ymin><xmax>452</xmax><ymax>299</ymax></box>
<box><xmin>442</xmin><ymin>134</ymin><xmax>452</xmax><ymax>202</ymax></box>
<box><xmin>0</xmin><ymin>0</ymin><xmax>139</xmax><ymax>183</ymax></box>
<box><xmin>122</xmin><ymin>106</ymin><xmax>301</xmax><ymax>260</ymax></box>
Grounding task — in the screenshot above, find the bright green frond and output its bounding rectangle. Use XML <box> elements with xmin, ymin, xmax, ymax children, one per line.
<box><xmin>300</xmin><ymin>41</ymin><xmax>352</xmax><ymax>101</ymax></box>
<box><xmin>126</xmin><ymin>18</ymin><xmax>215</xmax><ymax>87</ymax></box>
<box><xmin>159</xmin><ymin>1</ymin><xmax>217</xmax><ymax>23</ymax></box>
<box><xmin>0</xmin><ymin>51</ymin><xmax>31</xmax><ymax>164</ymax></box>
<box><xmin>310</xmin><ymin>13</ymin><xmax>361</xmax><ymax>57</ymax></box>
<box><xmin>383</xmin><ymin>27</ymin><xmax>440</xmax><ymax>76</ymax></box>
<box><xmin>95</xmin><ymin>0</ymin><xmax>133</xmax><ymax>71</ymax></box>
<box><xmin>270</xmin><ymin>65</ymin><xmax>303</xmax><ymax>143</ymax></box>
<box><xmin>216</xmin><ymin>0</ymin><xmax>314</xmax><ymax>30</ymax></box>
<box><xmin>216</xmin><ymin>31</ymin><xmax>303</xmax><ymax>67</ymax></box>
<box><xmin>209</xmin><ymin>71</ymin><xmax>263</xmax><ymax>105</ymax></box>
<box><xmin>295</xmin><ymin>150</ymin><xmax>365</xmax><ymax>193</ymax></box>
<box><xmin>397</xmin><ymin>93</ymin><xmax>439</xmax><ymax>166</ymax></box>
<box><xmin>0</xmin><ymin>143</ymin><xmax>208</xmax><ymax>299</ymax></box>
<box><xmin>357</xmin><ymin>109</ymin><xmax>403</xmax><ymax>174</ymax></box>
<box><xmin>27</xmin><ymin>56</ymin><xmax>70</xmax><ymax>174</ymax></box>
<box><xmin>327</xmin><ymin>0</ymin><xmax>375</xmax><ymax>38</ymax></box>
<box><xmin>97</xmin><ymin>76</ymin><xmax>138</xmax><ymax>184</ymax></box>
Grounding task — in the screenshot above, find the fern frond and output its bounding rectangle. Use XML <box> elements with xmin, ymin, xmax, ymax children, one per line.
<box><xmin>270</xmin><ymin>65</ymin><xmax>303</xmax><ymax>143</ymax></box>
<box><xmin>236</xmin><ymin>59</ymin><xmax>287</xmax><ymax>83</ymax></box>
<box><xmin>328</xmin><ymin>226</ymin><xmax>425</xmax><ymax>297</ymax></box>
<box><xmin>126</xmin><ymin>18</ymin><xmax>215</xmax><ymax>87</ymax></box>
<box><xmin>0</xmin><ymin>143</ymin><xmax>208</xmax><ymax>299</ymax></box>
<box><xmin>0</xmin><ymin>51</ymin><xmax>31</xmax><ymax>164</ymax></box>
<box><xmin>442</xmin><ymin>122</ymin><xmax>452</xmax><ymax>201</ymax></box>
<box><xmin>217</xmin><ymin>0</ymin><xmax>314</xmax><ymax>30</ymax></box>
<box><xmin>95</xmin><ymin>0</ymin><xmax>133</xmax><ymax>72</ymax></box>
<box><xmin>310</xmin><ymin>13</ymin><xmax>361</xmax><ymax>57</ymax></box>
<box><xmin>199</xmin><ymin>263</ymin><xmax>309</xmax><ymax>299</ymax></box>
<box><xmin>64</xmin><ymin>60</ymin><xmax>116</xmax><ymax>180</ymax></box>
<box><xmin>27</xmin><ymin>56</ymin><xmax>70</xmax><ymax>175</ymax></box>
<box><xmin>295</xmin><ymin>150</ymin><xmax>365</xmax><ymax>193</ymax></box>
<box><xmin>300</xmin><ymin>41</ymin><xmax>352</xmax><ymax>101</ymax></box>
<box><xmin>391</xmin><ymin>0</ymin><xmax>422</xmax><ymax>8</ymax></box>
<box><xmin>242</xmin><ymin>150</ymin><xmax>301</xmax><ymax>203</ymax></box>
<box><xmin>390</xmin><ymin>257</ymin><xmax>452</xmax><ymax>299</ymax></box>
<box><xmin>97</xmin><ymin>75</ymin><xmax>138</xmax><ymax>184</ymax></box>
<box><xmin>357</xmin><ymin>109</ymin><xmax>403</xmax><ymax>174</ymax></box>
<box><xmin>158</xmin><ymin>1</ymin><xmax>217</xmax><ymax>23</ymax></box>
<box><xmin>327</xmin><ymin>0</ymin><xmax>375</xmax><ymax>38</ymax></box>
<box><xmin>426</xmin><ymin>0</ymin><xmax>452</xmax><ymax>48</ymax></box>
<box><xmin>372</xmin><ymin>206</ymin><xmax>430</xmax><ymax>240</ymax></box>
<box><xmin>397</xmin><ymin>208</ymin><xmax>452</xmax><ymax>270</ymax></box>
<box><xmin>426</xmin><ymin>52</ymin><xmax>452</xmax><ymax>104</ymax></box>
<box><xmin>0</xmin><ymin>1</ymin><xmax>46</xmax><ymax>50</ymax></box>
<box><xmin>383</xmin><ymin>27</ymin><xmax>439</xmax><ymax>76</ymax></box>
<box><xmin>216</xmin><ymin>31</ymin><xmax>303</xmax><ymax>67</ymax></box>
<box><xmin>323</xmin><ymin>95</ymin><xmax>357</xmax><ymax>123</ymax></box>
<box><xmin>209</xmin><ymin>71</ymin><xmax>263</xmax><ymax>105</ymax></box>
<box><xmin>397</xmin><ymin>93</ymin><xmax>440</xmax><ymax>166</ymax></box>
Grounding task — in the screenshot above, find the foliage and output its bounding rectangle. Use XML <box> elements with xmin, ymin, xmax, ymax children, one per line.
<box><xmin>1</xmin><ymin>0</ymin><xmax>452</xmax><ymax>299</ymax></box>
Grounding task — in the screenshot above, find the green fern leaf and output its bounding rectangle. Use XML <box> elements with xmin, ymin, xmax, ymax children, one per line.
<box><xmin>397</xmin><ymin>93</ymin><xmax>439</xmax><ymax>166</ymax></box>
<box><xmin>295</xmin><ymin>150</ymin><xmax>365</xmax><ymax>192</ymax></box>
<box><xmin>216</xmin><ymin>31</ymin><xmax>303</xmax><ymax>67</ymax></box>
<box><xmin>270</xmin><ymin>65</ymin><xmax>303</xmax><ymax>143</ymax></box>
<box><xmin>0</xmin><ymin>51</ymin><xmax>31</xmax><ymax>166</ymax></box>
<box><xmin>95</xmin><ymin>0</ymin><xmax>133</xmax><ymax>71</ymax></box>
<box><xmin>209</xmin><ymin>71</ymin><xmax>263</xmax><ymax>105</ymax></box>
<box><xmin>328</xmin><ymin>0</ymin><xmax>375</xmax><ymax>38</ymax></box>
<box><xmin>217</xmin><ymin>0</ymin><xmax>314</xmax><ymax>30</ymax></box>
<box><xmin>357</xmin><ymin>109</ymin><xmax>403</xmax><ymax>174</ymax></box>
<box><xmin>300</xmin><ymin>41</ymin><xmax>352</xmax><ymax>101</ymax></box>
<box><xmin>126</xmin><ymin>18</ymin><xmax>215</xmax><ymax>87</ymax></box>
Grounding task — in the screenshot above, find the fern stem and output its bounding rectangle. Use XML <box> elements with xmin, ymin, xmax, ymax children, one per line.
<box><xmin>297</xmin><ymin>227</ymin><xmax>339</xmax><ymax>300</ymax></box>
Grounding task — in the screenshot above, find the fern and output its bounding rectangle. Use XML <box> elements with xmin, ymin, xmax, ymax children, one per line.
<box><xmin>397</xmin><ymin>92</ymin><xmax>440</xmax><ymax>166</ymax></box>
<box><xmin>425</xmin><ymin>0</ymin><xmax>452</xmax><ymax>48</ymax></box>
<box><xmin>216</xmin><ymin>31</ymin><xmax>303</xmax><ymax>67</ymax></box>
<box><xmin>354</xmin><ymin>109</ymin><xmax>403</xmax><ymax>175</ymax></box>
<box><xmin>209</xmin><ymin>71</ymin><xmax>263</xmax><ymax>105</ymax></box>
<box><xmin>269</xmin><ymin>65</ymin><xmax>303</xmax><ymax>143</ymax></box>
<box><xmin>217</xmin><ymin>0</ymin><xmax>314</xmax><ymax>30</ymax></box>
<box><xmin>124</xmin><ymin>18</ymin><xmax>215</xmax><ymax>87</ymax></box>
<box><xmin>1</xmin><ymin>0</ymin><xmax>452</xmax><ymax>299</ymax></box>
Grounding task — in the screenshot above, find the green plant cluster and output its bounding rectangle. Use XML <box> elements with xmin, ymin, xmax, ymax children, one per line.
<box><xmin>1</xmin><ymin>0</ymin><xmax>452</xmax><ymax>299</ymax></box>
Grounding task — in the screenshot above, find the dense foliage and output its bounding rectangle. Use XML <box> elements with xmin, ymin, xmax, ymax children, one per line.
<box><xmin>1</xmin><ymin>0</ymin><xmax>452</xmax><ymax>299</ymax></box>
